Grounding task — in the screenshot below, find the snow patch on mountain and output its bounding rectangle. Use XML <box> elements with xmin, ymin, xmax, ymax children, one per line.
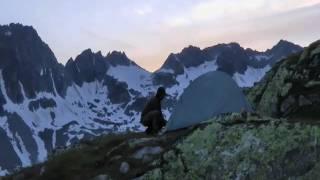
<box><xmin>167</xmin><ymin>60</ymin><xmax>218</xmax><ymax>98</ymax></box>
<box><xmin>33</xmin><ymin>135</ymin><xmax>47</xmax><ymax>163</ymax></box>
<box><xmin>62</xmin><ymin>81</ymin><xmax>137</xmax><ymax>131</ymax></box>
<box><xmin>4</xmin><ymin>31</ymin><xmax>12</xmax><ymax>36</ymax></box>
<box><xmin>0</xmin><ymin>168</ymin><xmax>8</xmax><ymax>176</ymax></box>
<box><xmin>233</xmin><ymin>65</ymin><xmax>271</xmax><ymax>87</ymax></box>
<box><xmin>0</xmin><ymin>72</ymin><xmax>48</xmax><ymax>165</ymax></box>
<box><xmin>254</xmin><ymin>54</ymin><xmax>271</xmax><ymax>61</ymax></box>
<box><xmin>156</xmin><ymin>68</ymin><xmax>175</xmax><ymax>74</ymax></box>
<box><xmin>108</xmin><ymin>65</ymin><xmax>152</xmax><ymax>95</ymax></box>
<box><xmin>0</xmin><ymin>70</ymin><xmax>145</xmax><ymax>172</ymax></box>
<box><xmin>14</xmin><ymin>133</ymin><xmax>32</xmax><ymax>166</ymax></box>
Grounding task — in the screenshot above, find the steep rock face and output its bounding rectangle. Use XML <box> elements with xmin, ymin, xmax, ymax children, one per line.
<box><xmin>266</xmin><ymin>40</ymin><xmax>303</xmax><ymax>64</ymax></box>
<box><xmin>160</xmin><ymin>53</ymin><xmax>185</xmax><ymax>75</ymax></box>
<box><xmin>103</xmin><ymin>75</ymin><xmax>130</xmax><ymax>105</ymax></box>
<box><xmin>214</xmin><ymin>43</ymin><xmax>250</xmax><ymax>75</ymax></box>
<box><xmin>247</xmin><ymin>40</ymin><xmax>320</xmax><ymax>118</ymax></box>
<box><xmin>151</xmin><ymin>72</ymin><xmax>178</xmax><ymax>87</ymax></box>
<box><xmin>175</xmin><ymin>45</ymin><xmax>211</xmax><ymax>68</ymax></box>
<box><xmin>106</xmin><ymin>51</ymin><xmax>135</xmax><ymax>67</ymax></box>
<box><xmin>0</xmin><ymin>127</ymin><xmax>21</xmax><ymax>171</ymax></box>
<box><xmin>65</xmin><ymin>49</ymin><xmax>108</xmax><ymax>86</ymax></box>
<box><xmin>0</xmin><ymin>23</ymin><xmax>67</xmax><ymax>102</ymax></box>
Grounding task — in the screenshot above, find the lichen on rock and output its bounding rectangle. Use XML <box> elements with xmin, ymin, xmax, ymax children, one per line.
<box><xmin>247</xmin><ymin>40</ymin><xmax>320</xmax><ymax>118</ymax></box>
<box><xmin>140</xmin><ymin>115</ymin><xmax>320</xmax><ymax>179</ymax></box>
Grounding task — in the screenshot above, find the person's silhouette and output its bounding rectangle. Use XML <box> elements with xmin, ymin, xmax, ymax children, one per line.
<box><xmin>140</xmin><ymin>87</ymin><xmax>167</xmax><ymax>134</ymax></box>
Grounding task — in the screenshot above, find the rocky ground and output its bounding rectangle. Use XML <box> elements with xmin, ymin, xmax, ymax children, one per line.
<box><xmin>4</xmin><ymin>126</ymin><xmax>196</xmax><ymax>180</ymax></box>
<box><xmin>5</xmin><ymin>113</ymin><xmax>320</xmax><ymax>180</ymax></box>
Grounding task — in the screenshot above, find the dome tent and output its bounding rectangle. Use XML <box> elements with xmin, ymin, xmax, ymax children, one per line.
<box><xmin>166</xmin><ymin>71</ymin><xmax>252</xmax><ymax>131</ymax></box>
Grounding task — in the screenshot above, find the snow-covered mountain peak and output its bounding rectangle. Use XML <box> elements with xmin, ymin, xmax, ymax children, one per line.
<box><xmin>106</xmin><ymin>51</ymin><xmax>135</xmax><ymax>67</ymax></box>
<box><xmin>265</xmin><ymin>39</ymin><xmax>302</xmax><ymax>64</ymax></box>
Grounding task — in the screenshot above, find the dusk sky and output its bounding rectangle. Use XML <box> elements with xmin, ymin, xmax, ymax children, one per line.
<box><xmin>1</xmin><ymin>0</ymin><xmax>320</xmax><ymax>71</ymax></box>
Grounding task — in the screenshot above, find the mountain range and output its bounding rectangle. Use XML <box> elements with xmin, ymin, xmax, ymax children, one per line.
<box><xmin>0</xmin><ymin>23</ymin><xmax>302</xmax><ymax>174</ymax></box>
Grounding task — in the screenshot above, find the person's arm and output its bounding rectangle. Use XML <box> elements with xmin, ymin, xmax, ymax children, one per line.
<box><xmin>158</xmin><ymin>102</ymin><xmax>166</xmax><ymax>121</ymax></box>
<box><xmin>160</xmin><ymin>111</ymin><xmax>166</xmax><ymax>121</ymax></box>
<box><xmin>141</xmin><ymin>101</ymin><xmax>150</xmax><ymax>118</ymax></box>
<box><xmin>141</xmin><ymin>97</ymin><xmax>154</xmax><ymax>118</ymax></box>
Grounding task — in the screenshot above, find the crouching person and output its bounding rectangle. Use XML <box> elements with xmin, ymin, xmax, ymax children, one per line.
<box><xmin>141</xmin><ymin>87</ymin><xmax>167</xmax><ymax>134</ymax></box>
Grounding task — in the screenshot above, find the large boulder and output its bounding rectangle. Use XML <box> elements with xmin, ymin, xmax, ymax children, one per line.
<box><xmin>247</xmin><ymin>40</ymin><xmax>320</xmax><ymax>119</ymax></box>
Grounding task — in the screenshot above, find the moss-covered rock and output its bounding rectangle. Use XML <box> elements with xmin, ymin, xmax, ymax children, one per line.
<box><xmin>141</xmin><ymin>115</ymin><xmax>320</xmax><ymax>179</ymax></box>
<box><xmin>305</xmin><ymin>81</ymin><xmax>320</xmax><ymax>88</ymax></box>
<box><xmin>310</xmin><ymin>46</ymin><xmax>320</xmax><ymax>57</ymax></box>
<box><xmin>247</xmin><ymin>40</ymin><xmax>320</xmax><ymax>119</ymax></box>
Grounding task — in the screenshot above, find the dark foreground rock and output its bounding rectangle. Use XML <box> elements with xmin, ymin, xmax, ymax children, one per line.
<box><xmin>5</xmin><ymin>127</ymin><xmax>194</xmax><ymax>180</ymax></box>
<box><xmin>247</xmin><ymin>40</ymin><xmax>320</xmax><ymax>119</ymax></box>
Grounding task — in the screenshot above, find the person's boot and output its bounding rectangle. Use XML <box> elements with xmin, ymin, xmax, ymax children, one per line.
<box><xmin>157</xmin><ymin>128</ymin><xmax>166</xmax><ymax>135</ymax></box>
<box><xmin>145</xmin><ymin>127</ymin><xmax>152</xmax><ymax>135</ymax></box>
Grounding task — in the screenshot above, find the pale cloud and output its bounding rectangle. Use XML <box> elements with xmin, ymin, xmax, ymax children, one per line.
<box><xmin>188</xmin><ymin>0</ymin><xmax>320</xmax><ymax>22</ymax></box>
<box><xmin>191</xmin><ymin>0</ymin><xmax>266</xmax><ymax>21</ymax></box>
<box><xmin>265</xmin><ymin>0</ymin><xmax>320</xmax><ymax>12</ymax></box>
<box><xmin>134</xmin><ymin>5</ymin><xmax>153</xmax><ymax>16</ymax></box>
<box><xmin>165</xmin><ymin>17</ymin><xmax>191</xmax><ymax>27</ymax></box>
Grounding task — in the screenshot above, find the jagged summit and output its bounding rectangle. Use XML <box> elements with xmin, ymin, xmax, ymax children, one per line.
<box><xmin>272</xmin><ymin>39</ymin><xmax>300</xmax><ymax>49</ymax></box>
<box><xmin>158</xmin><ymin>53</ymin><xmax>184</xmax><ymax>75</ymax></box>
<box><xmin>65</xmin><ymin>57</ymin><xmax>74</xmax><ymax>65</ymax></box>
<box><xmin>180</xmin><ymin>45</ymin><xmax>202</xmax><ymax>54</ymax></box>
<box><xmin>0</xmin><ymin>23</ymin><xmax>58</xmax><ymax>64</ymax></box>
<box><xmin>204</xmin><ymin>42</ymin><xmax>243</xmax><ymax>52</ymax></box>
<box><xmin>265</xmin><ymin>39</ymin><xmax>303</xmax><ymax>64</ymax></box>
<box><xmin>159</xmin><ymin>41</ymin><xmax>302</xmax><ymax>78</ymax></box>
<box><xmin>0</xmin><ymin>23</ymin><xmax>38</xmax><ymax>37</ymax></box>
<box><xmin>272</xmin><ymin>40</ymin><xmax>301</xmax><ymax>54</ymax></box>
<box><xmin>106</xmin><ymin>51</ymin><xmax>134</xmax><ymax>66</ymax></box>
<box><xmin>0</xmin><ymin>23</ymin><xmax>65</xmax><ymax>102</ymax></box>
<box><xmin>65</xmin><ymin>49</ymin><xmax>108</xmax><ymax>86</ymax></box>
<box><xmin>215</xmin><ymin>42</ymin><xmax>242</xmax><ymax>49</ymax></box>
<box><xmin>75</xmin><ymin>48</ymin><xmax>105</xmax><ymax>61</ymax></box>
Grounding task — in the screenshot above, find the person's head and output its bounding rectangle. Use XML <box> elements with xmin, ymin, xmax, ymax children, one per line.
<box><xmin>156</xmin><ymin>87</ymin><xmax>166</xmax><ymax>100</ymax></box>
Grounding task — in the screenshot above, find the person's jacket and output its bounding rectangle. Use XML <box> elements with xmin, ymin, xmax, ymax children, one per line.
<box><xmin>141</xmin><ymin>96</ymin><xmax>164</xmax><ymax>120</ymax></box>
